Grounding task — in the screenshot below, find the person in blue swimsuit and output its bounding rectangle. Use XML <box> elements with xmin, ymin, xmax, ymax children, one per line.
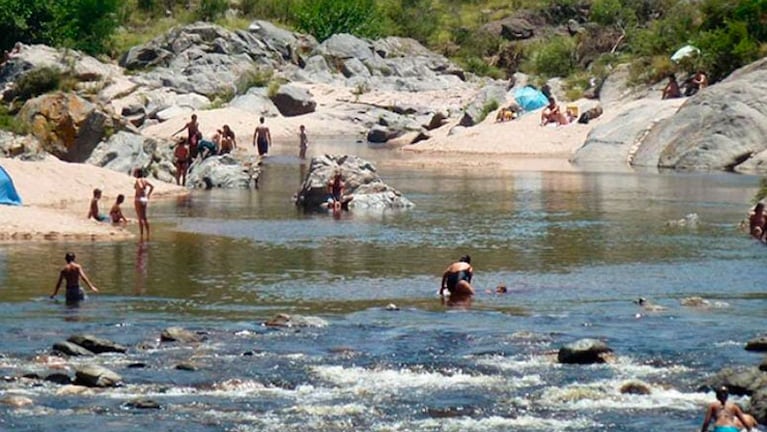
<box><xmin>50</xmin><ymin>252</ymin><xmax>99</xmax><ymax>306</ymax></box>
<box><xmin>700</xmin><ymin>386</ymin><xmax>755</xmax><ymax>432</ymax></box>
<box><xmin>440</xmin><ymin>255</ymin><xmax>475</xmax><ymax>298</ymax></box>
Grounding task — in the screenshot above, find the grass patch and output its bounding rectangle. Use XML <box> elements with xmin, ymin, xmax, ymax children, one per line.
<box><xmin>0</xmin><ymin>105</ymin><xmax>28</xmax><ymax>134</ymax></box>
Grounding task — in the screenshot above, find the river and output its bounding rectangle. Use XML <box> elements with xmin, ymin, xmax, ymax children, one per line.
<box><xmin>1</xmin><ymin>141</ymin><xmax>766</xmax><ymax>431</ymax></box>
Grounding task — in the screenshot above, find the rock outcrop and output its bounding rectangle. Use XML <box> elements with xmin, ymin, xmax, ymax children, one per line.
<box><xmin>632</xmin><ymin>58</ymin><xmax>767</xmax><ymax>171</ymax></box>
<box><xmin>185</xmin><ymin>154</ymin><xmax>260</xmax><ymax>189</ymax></box>
<box><xmin>294</xmin><ymin>154</ymin><xmax>414</xmax><ymax>211</ymax></box>
<box><xmin>557</xmin><ymin>338</ymin><xmax>614</xmax><ymax>364</ymax></box>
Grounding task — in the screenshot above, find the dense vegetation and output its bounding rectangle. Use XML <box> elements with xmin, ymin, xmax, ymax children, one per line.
<box><xmin>2</xmin><ymin>0</ymin><xmax>767</xmax><ymax>92</ymax></box>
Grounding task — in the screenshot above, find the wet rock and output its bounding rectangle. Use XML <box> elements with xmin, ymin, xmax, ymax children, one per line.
<box><xmin>0</xmin><ymin>395</ymin><xmax>34</xmax><ymax>408</ymax></box>
<box><xmin>665</xmin><ymin>213</ymin><xmax>699</xmax><ymax>228</ymax></box>
<box><xmin>620</xmin><ymin>380</ymin><xmax>652</xmax><ymax>395</ymax></box>
<box><xmin>52</xmin><ymin>341</ymin><xmax>94</xmax><ymax>357</ymax></box>
<box><xmin>746</xmin><ymin>336</ymin><xmax>767</xmax><ymax>352</ymax></box>
<box><xmin>760</xmin><ymin>357</ymin><xmax>767</xmax><ymax>372</ymax></box>
<box><xmin>175</xmin><ymin>362</ymin><xmax>198</xmax><ymax>371</ymax></box>
<box><xmin>680</xmin><ymin>296</ymin><xmax>712</xmax><ymax>308</ymax></box>
<box><xmin>186</xmin><ymin>154</ymin><xmax>261</xmax><ymax>189</ymax></box>
<box><xmin>557</xmin><ymin>338</ymin><xmax>614</xmax><ymax>364</ymax></box>
<box><xmin>67</xmin><ymin>334</ymin><xmax>127</xmax><ymax>354</ymax></box>
<box><xmin>270</xmin><ymin>84</ymin><xmax>316</xmax><ymax>117</ymax></box>
<box><xmin>127</xmin><ymin>362</ymin><xmax>148</xmax><ymax>369</ymax></box>
<box><xmin>56</xmin><ymin>384</ymin><xmax>93</xmax><ymax>396</ymax></box>
<box><xmin>705</xmin><ymin>366</ymin><xmax>767</xmax><ymax>396</ymax></box>
<box><xmin>160</xmin><ymin>327</ymin><xmax>203</xmax><ymax>343</ymax></box>
<box><xmin>44</xmin><ymin>372</ymin><xmax>72</xmax><ymax>385</ymax></box>
<box><xmin>294</xmin><ymin>154</ymin><xmax>414</xmax><ymax>211</ymax></box>
<box><xmin>385</xmin><ymin>303</ymin><xmax>400</xmax><ymax>311</ymax></box>
<box><xmin>264</xmin><ymin>313</ymin><xmax>328</xmax><ymax>328</ymax></box>
<box><xmin>124</xmin><ymin>399</ymin><xmax>161</xmax><ymax>409</ymax></box>
<box><xmin>367</xmin><ymin>124</ymin><xmax>398</xmax><ymax>143</ymax></box>
<box><xmin>74</xmin><ymin>364</ymin><xmax>123</xmax><ymax>388</ymax></box>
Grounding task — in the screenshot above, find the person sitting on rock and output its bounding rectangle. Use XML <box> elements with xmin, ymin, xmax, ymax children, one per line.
<box><xmin>686</xmin><ymin>70</ymin><xmax>709</xmax><ymax>96</ymax></box>
<box><xmin>326</xmin><ymin>171</ymin><xmax>351</xmax><ymax>212</ymax></box>
<box><xmin>197</xmin><ymin>137</ymin><xmax>218</xmax><ymax>160</ymax></box>
<box><xmin>540</xmin><ymin>97</ymin><xmax>569</xmax><ymax>126</ymax></box>
<box><xmin>700</xmin><ymin>386</ymin><xmax>754</xmax><ymax>432</ymax></box>
<box><xmin>662</xmin><ymin>74</ymin><xmax>682</xmax><ymax>99</ymax></box>
<box><xmin>749</xmin><ymin>202</ymin><xmax>766</xmax><ymax>242</ymax></box>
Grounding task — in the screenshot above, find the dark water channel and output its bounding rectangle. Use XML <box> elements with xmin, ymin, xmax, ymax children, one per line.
<box><xmin>1</xmin><ymin>144</ymin><xmax>766</xmax><ymax>431</ymax></box>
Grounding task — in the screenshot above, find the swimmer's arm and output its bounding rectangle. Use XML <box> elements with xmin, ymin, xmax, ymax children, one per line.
<box><xmin>700</xmin><ymin>404</ymin><xmax>714</xmax><ymax>432</ymax></box>
<box><xmin>734</xmin><ymin>405</ymin><xmax>752</xmax><ymax>431</ymax></box>
<box><xmin>51</xmin><ymin>271</ymin><xmax>64</xmax><ymax>298</ymax></box>
<box><xmin>171</xmin><ymin>123</ymin><xmax>187</xmax><ymax>136</ymax></box>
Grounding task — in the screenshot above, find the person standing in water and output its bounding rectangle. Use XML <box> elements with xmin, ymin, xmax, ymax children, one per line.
<box><xmin>253</xmin><ymin>116</ymin><xmax>271</xmax><ymax>156</ymax></box>
<box><xmin>133</xmin><ymin>168</ymin><xmax>154</xmax><ymax>240</ymax></box>
<box><xmin>298</xmin><ymin>125</ymin><xmax>308</xmax><ymax>159</ymax></box>
<box><xmin>50</xmin><ymin>252</ymin><xmax>99</xmax><ymax>305</ymax></box>
<box><xmin>700</xmin><ymin>386</ymin><xmax>754</xmax><ymax>432</ymax></box>
<box><xmin>440</xmin><ymin>255</ymin><xmax>475</xmax><ymax>298</ymax></box>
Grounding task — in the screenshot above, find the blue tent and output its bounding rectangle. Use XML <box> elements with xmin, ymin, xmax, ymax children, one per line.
<box><xmin>514</xmin><ymin>86</ymin><xmax>549</xmax><ymax>112</ymax></box>
<box><xmin>0</xmin><ymin>165</ymin><xmax>22</xmax><ymax>206</ymax></box>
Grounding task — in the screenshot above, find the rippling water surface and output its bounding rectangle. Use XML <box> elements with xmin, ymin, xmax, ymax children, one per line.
<box><xmin>1</xmin><ymin>144</ymin><xmax>766</xmax><ymax>431</ymax></box>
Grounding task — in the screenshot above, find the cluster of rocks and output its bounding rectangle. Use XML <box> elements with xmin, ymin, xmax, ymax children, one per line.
<box><xmin>294</xmin><ymin>154</ymin><xmax>414</xmax><ymax>211</ymax></box>
<box><xmin>703</xmin><ymin>334</ymin><xmax>767</xmax><ymax>423</ymax></box>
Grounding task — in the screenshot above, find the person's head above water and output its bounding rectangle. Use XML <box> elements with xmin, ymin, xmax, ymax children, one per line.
<box><xmin>65</xmin><ymin>252</ymin><xmax>75</xmax><ymax>263</ymax></box>
<box><xmin>459</xmin><ymin>255</ymin><xmax>471</xmax><ymax>264</ymax></box>
<box><xmin>715</xmin><ymin>385</ymin><xmax>729</xmax><ymax>402</ymax></box>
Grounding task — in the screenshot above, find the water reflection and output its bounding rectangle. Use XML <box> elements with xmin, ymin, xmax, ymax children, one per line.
<box><xmin>134</xmin><ymin>241</ymin><xmax>149</xmax><ymax>295</ymax></box>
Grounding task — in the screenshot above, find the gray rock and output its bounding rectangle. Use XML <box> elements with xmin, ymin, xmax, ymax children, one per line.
<box><xmin>557</xmin><ymin>338</ymin><xmax>614</xmax><ymax>364</ymax></box>
<box><xmin>746</xmin><ymin>335</ymin><xmax>767</xmax><ymax>352</ymax></box>
<box><xmin>459</xmin><ymin>84</ymin><xmax>509</xmax><ymax>127</ymax></box>
<box><xmin>52</xmin><ymin>341</ymin><xmax>94</xmax><ymax>357</ymax></box>
<box><xmin>632</xmin><ymin>58</ymin><xmax>767</xmax><ymax>172</ymax></box>
<box><xmin>160</xmin><ymin>326</ymin><xmax>202</xmax><ymax>343</ymax></box>
<box><xmin>265</xmin><ymin>313</ymin><xmax>328</xmax><ymax>328</ymax></box>
<box><xmin>619</xmin><ymin>380</ymin><xmax>652</xmax><ymax>395</ymax></box>
<box><xmin>367</xmin><ymin>125</ymin><xmax>398</xmax><ymax>143</ymax></box>
<box><xmin>44</xmin><ymin>373</ymin><xmax>72</xmax><ymax>385</ymax></box>
<box><xmin>156</xmin><ymin>105</ymin><xmax>193</xmax><ymax>122</ymax></box>
<box><xmin>0</xmin><ymin>131</ymin><xmax>46</xmax><ymax>160</ymax></box>
<box><xmin>67</xmin><ymin>334</ymin><xmax>127</xmax><ymax>354</ymax></box>
<box><xmin>86</xmin><ymin>131</ymin><xmax>158</xmax><ymax>177</ymax></box>
<box><xmin>270</xmin><ymin>84</ymin><xmax>316</xmax><ymax>116</ymax></box>
<box><xmin>341</xmin><ymin>58</ymin><xmax>371</xmax><ymax>78</ymax></box>
<box><xmin>752</xmin><ymin>387</ymin><xmax>767</xmax><ymax>424</ymax></box>
<box><xmin>228</xmin><ymin>89</ymin><xmax>279</xmax><ymax>116</ymax></box>
<box><xmin>124</xmin><ymin>399</ymin><xmax>161</xmax><ymax>409</ymax></box>
<box><xmin>74</xmin><ymin>364</ymin><xmax>123</xmax><ymax>388</ymax></box>
<box><xmin>571</xmin><ymin>99</ymin><xmax>682</xmax><ymax>166</ymax></box>
<box><xmin>295</xmin><ymin>154</ymin><xmax>413</xmax><ymax>211</ymax></box>
<box><xmin>186</xmin><ymin>154</ymin><xmax>260</xmax><ymax>189</ymax></box>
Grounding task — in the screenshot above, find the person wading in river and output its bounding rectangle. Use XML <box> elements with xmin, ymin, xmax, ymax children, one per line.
<box><xmin>50</xmin><ymin>252</ymin><xmax>99</xmax><ymax>305</ymax></box>
<box><xmin>700</xmin><ymin>386</ymin><xmax>754</xmax><ymax>432</ymax></box>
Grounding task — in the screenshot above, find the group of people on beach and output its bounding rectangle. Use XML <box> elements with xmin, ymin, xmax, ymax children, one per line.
<box><xmin>87</xmin><ymin>168</ymin><xmax>154</xmax><ymax>240</ymax></box>
<box><xmin>662</xmin><ymin>70</ymin><xmax>709</xmax><ymax>99</ymax></box>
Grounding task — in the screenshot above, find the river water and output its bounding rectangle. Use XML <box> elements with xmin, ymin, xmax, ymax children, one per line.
<box><xmin>1</xmin><ymin>141</ymin><xmax>766</xmax><ymax>431</ymax></box>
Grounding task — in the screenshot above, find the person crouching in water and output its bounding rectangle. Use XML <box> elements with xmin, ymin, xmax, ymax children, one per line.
<box><xmin>50</xmin><ymin>252</ymin><xmax>99</xmax><ymax>305</ymax></box>
<box><xmin>700</xmin><ymin>386</ymin><xmax>755</xmax><ymax>432</ymax></box>
<box><xmin>440</xmin><ymin>255</ymin><xmax>475</xmax><ymax>299</ymax></box>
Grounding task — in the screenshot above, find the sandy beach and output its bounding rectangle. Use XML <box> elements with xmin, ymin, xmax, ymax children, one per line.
<box><xmin>0</xmin><ymin>158</ymin><xmax>187</xmax><ymax>242</ymax></box>
<box><xmin>2</xmin><ymin>83</ymin><xmax>613</xmax><ymax>242</ymax></box>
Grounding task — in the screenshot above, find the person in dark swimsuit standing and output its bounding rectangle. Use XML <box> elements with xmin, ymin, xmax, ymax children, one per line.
<box><xmin>50</xmin><ymin>252</ymin><xmax>99</xmax><ymax>305</ymax></box>
<box><xmin>172</xmin><ymin>114</ymin><xmax>200</xmax><ymax>149</ymax></box>
<box><xmin>253</xmin><ymin>116</ymin><xmax>271</xmax><ymax>156</ymax></box>
<box><xmin>440</xmin><ymin>255</ymin><xmax>475</xmax><ymax>298</ymax></box>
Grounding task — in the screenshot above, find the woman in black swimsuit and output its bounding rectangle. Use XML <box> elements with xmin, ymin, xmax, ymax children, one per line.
<box><xmin>440</xmin><ymin>255</ymin><xmax>475</xmax><ymax>298</ymax></box>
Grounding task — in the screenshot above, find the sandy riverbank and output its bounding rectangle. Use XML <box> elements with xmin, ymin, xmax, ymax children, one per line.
<box><xmin>0</xmin><ymin>158</ymin><xmax>187</xmax><ymax>242</ymax></box>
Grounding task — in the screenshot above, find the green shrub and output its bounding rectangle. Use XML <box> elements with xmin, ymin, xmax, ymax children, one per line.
<box><xmin>13</xmin><ymin>67</ymin><xmax>63</xmax><ymax>102</ymax></box>
<box><xmin>237</xmin><ymin>67</ymin><xmax>274</xmax><ymax>93</ymax></box>
<box><xmin>459</xmin><ymin>56</ymin><xmax>505</xmax><ymax>79</ymax></box>
<box><xmin>479</xmin><ymin>99</ymin><xmax>500</xmax><ymax>122</ymax></box>
<box><xmin>522</xmin><ymin>35</ymin><xmax>577</xmax><ymax>78</ymax></box>
<box><xmin>0</xmin><ymin>105</ymin><xmax>27</xmax><ymax>134</ymax></box>
<box><xmin>294</xmin><ymin>0</ymin><xmax>382</xmax><ymax>42</ymax></box>
<box><xmin>197</xmin><ymin>0</ymin><xmax>228</xmax><ymax>22</ymax></box>
<box><xmin>52</xmin><ymin>0</ymin><xmax>121</xmax><ymax>55</ymax></box>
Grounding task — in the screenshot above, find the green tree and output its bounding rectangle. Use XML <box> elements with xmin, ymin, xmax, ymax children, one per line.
<box><xmin>294</xmin><ymin>0</ymin><xmax>382</xmax><ymax>42</ymax></box>
<box><xmin>51</xmin><ymin>0</ymin><xmax>120</xmax><ymax>54</ymax></box>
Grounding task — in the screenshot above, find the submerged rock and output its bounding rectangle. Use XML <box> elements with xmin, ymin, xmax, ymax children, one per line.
<box><xmin>0</xmin><ymin>395</ymin><xmax>34</xmax><ymax>408</ymax></box>
<box><xmin>619</xmin><ymin>380</ymin><xmax>652</xmax><ymax>395</ymax></box>
<box><xmin>160</xmin><ymin>327</ymin><xmax>203</xmax><ymax>343</ymax></box>
<box><xmin>265</xmin><ymin>313</ymin><xmax>328</xmax><ymax>328</ymax></box>
<box><xmin>557</xmin><ymin>338</ymin><xmax>614</xmax><ymax>364</ymax></box>
<box><xmin>67</xmin><ymin>334</ymin><xmax>127</xmax><ymax>354</ymax></box>
<box><xmin>74</xmin><ymin>364</ymin><xmax>123</xmax><ymax>388</ymax></box>
<box><xmin>53</xmin><ymin>341</ymin><xmax>94</xmax><ymax>357</ymax></box>
<box><xmin>746</xmin><ymin>335</ymin><xmax>767</xmax><ymax>352</ymax></box>
<box><xmin>124</xmin><ymin>399</ymin><xmax>161</xmax><ymax>410</ymax></box>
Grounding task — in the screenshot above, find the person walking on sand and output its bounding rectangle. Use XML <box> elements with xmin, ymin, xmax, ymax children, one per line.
<box><xmin>253</xmin><ymin>116</ymin><xmax>271</xmax><ymax>156</ymax></box>
<box><xmin>133</xmin><ymin>168</ymin><xmax>154</xmax><ymax>240</ymax></box>
<box><xmin>50</xmin><ymin>252</ymin><xmax>99</xmax><ymax>305</ymax></box>
<box><xmin>110</xmin><ymin>194</ymin><xmax>128</xmax><ymax>225</ymax></box>
<box><xmin>700</xmin><ymin>386</ymin><xmax>754</xmax><ymax>432</ymax></box>
<box><xmin>298</xmin><ymin>124</ymin><xmax>308</xmax><ymax>159</ymax></box>
<box><xmin>87</xmin><ymin>188</ymin><xmax>108</xmax><ymax>222</ymax></box>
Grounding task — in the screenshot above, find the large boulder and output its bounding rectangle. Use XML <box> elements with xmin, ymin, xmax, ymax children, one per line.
<box><xmin>186</xmin><ymin>154</ymin><xmax>261</xmax><ymax>189</ymax></box>
<box><xmin>52</xmin><ymin>341</ymin><xmax>94</xmax><ymax>357</ymax></box>
<box><xmin>18</xmin><ymin>92</ymin><xmax>118</xmax><ymax>162</ymax></box>
<box><xmin>86</xmin><ymin>131</ymin><xmax>159</xmax><ymax>176</ymax></box>
<box><xmin>557</xmin><ymin>338</ymin><xmax>614</xmax><ymax>364</ymax></box>
<box><xmin>571</xmin><ymin>99</ymin><xmax>682</xmax><ymax>166</ymax></box>
<box><xmin>270</xmin><ymin>84</ymin><xmax>317</xmax><ymax>116</ymax></box>
<box><xmin>632</xmin><ymin>57</ymin><xmax>767</xmax><ymax>172</ymax></box>
<box><xmin>160</xmin><ymin>326</ymin><xmax>203</xmax><ymax>343</ymax></box>
<box><xmin>294</xmin><ymin>154</ymin><xmax>414</xmax><ymax>211</ymax></box>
